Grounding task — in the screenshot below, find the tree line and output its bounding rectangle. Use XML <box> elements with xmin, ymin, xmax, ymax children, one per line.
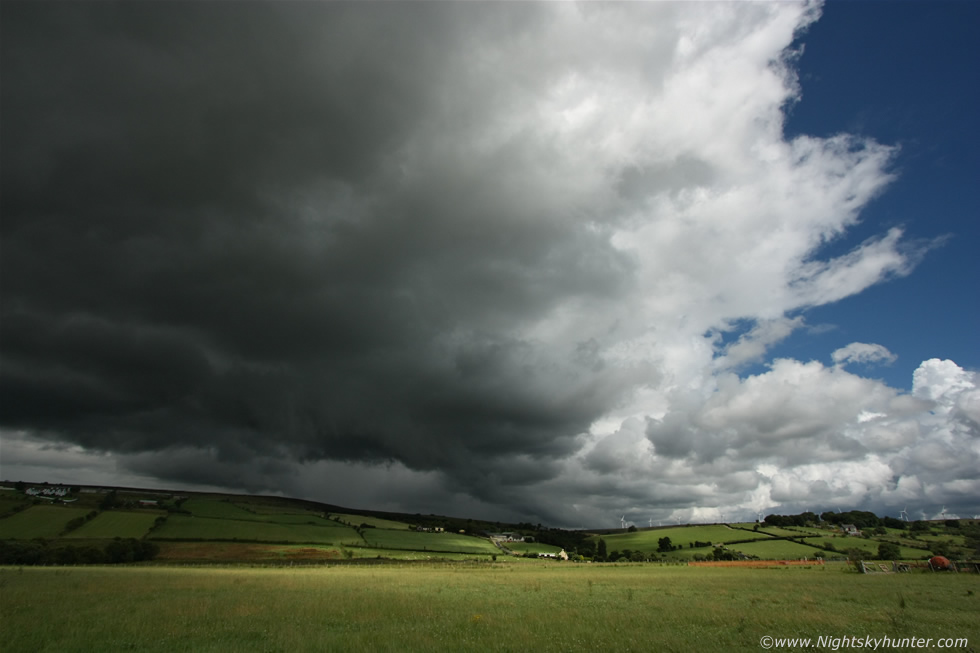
<box><xmin>0</xmin><ymin>538</ymin><xmax>160</xmax><ymax>565</ymax></box>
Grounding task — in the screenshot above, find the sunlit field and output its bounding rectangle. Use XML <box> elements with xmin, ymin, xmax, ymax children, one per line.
<box><xmin>2</xmin><ymin>563</ymin><xmax>976</xmax><ymax>653</ymax></box>
<box><xmin>504</xmin><ymin>541</ymin><xmax>564</xmax><ymax>555</ymax></box>
<box><xmin>360</xmin><ymin>529</ymin><xmax>500</xmax><ymax>555</ymax></box>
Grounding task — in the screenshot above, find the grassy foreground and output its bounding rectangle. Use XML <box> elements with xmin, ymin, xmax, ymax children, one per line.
<box><xmin>2</xmin><ymin>563</ymin><xmax>977</xmax><ymax>652</ymax></box>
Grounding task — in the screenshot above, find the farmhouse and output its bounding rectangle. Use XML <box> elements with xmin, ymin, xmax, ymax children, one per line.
<box><xmin>493</xmin><ymin>532</ymin><xmax>524</xmax><ymax>543</ymax></box>
<box><xmin>26</xmin><ymin>487</ymin><xmax>68</xmax><ymax>498</ymax></box>
<box><xmin>841</xmin><ymin>524</ymin><xmax>861</xmax><ymax>536</ymax></box>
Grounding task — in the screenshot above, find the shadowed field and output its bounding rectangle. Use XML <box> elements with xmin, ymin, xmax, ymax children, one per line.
<box><xmin>0</xmin><ymin>505</ymin><xmax>91</xmax><ymax>539</ymax></box>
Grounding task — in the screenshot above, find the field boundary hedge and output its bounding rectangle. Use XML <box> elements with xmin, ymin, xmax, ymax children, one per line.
<box><xmin>688</xmin><ymin>559</ymin><xmax>824</xmax><ymax>567</ymax></box>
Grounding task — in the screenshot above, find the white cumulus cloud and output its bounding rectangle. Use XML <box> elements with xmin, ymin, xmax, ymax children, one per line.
<box><xmin>832</xmin><ymin>342</ymin><xmax>898</xmax><ymax>367</ymax></box>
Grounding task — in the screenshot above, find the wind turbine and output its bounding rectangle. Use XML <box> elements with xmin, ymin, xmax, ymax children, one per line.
<box><xmin>900</xmin><ymin>506</ymin><xmax>909</xmax><ymax>522</ymax></box>
<box><xmin>940</xmin><ymin>506</ymin><xmax>947</xmax><ymax>520</ymax></box>
<box><xmin>620</xmin><ymin>515</ymin><xmax>627</xmax><ymax>530</ymax></box>
<box><xmin>648</xmin><ymin>518</ymin><xmax>653</xmax><ymax>528</ymax></box>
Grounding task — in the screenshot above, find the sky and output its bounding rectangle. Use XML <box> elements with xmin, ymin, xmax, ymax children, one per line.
<box><xmin>1</xmin><ymin>1</ymin><xmax>977</xmax><ymax>528</ymax></box>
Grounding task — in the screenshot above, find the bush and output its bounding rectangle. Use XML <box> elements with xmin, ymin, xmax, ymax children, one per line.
<box><xmin>100</xmin><ymin>491</ymin><xmax>118</xmax><ymax>511</ymax></box>
<box><xmin>712</xmin><ymin>547</ymin><xmax>735</xmax><ymax>561</ymax></box>
<box><xmin>62</xmin><ymin>517</ymin><xmax>87</xmax><ymax>534</ymax></box>
<box><xmin>877</xmin><ymin>542</ymin><xmax>901</xmax><ymax>560</ymax></box>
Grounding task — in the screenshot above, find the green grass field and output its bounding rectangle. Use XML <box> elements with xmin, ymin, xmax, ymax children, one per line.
<box><xmin>726</xmin><ymin>539</ymin><xmax>826</xmax><ymax>560</ymax></box>
<box><xmin>345</xmin><ymin>547</ymin><xmax>495</xmax><ymax>561</ymax></box>
<box><xmin>361</xmin><ymin>529</ymin><xmax>499</xmax><ymax>554</ymax></box>
<box><xmin>181</xmin><ymin>499</ymin><xmax>344</xmax><ymax>526</ymax></box>
<box><xmin>592</xmin><ymin>524</ymin><xmax>769</xmax><ymax>554</ymax></box>
<box><xmin>505</xmin><ymin>542</ymin><xmax>563</xmax><ymax>555</ymax></box>
<box><xmin>915</xmin><ymin>533</ymin><xmax>969</xmax><ymax>546</ymax></box>
<box><xmin>1</xmin><ymin>564</ymin><xmax>976</xmax><ymax>653</ymax></box>
<box><xmin>150</xmin><ymin>515</ymin><xmax>361</xmax><ymax>544</ymax></box>
<box><xmin>332</xmin><ymin>513</ymin><xmax>412</xmax><ymax>530</ymax></box>
<box><xmin>812</xmin><ymin>537</ymin><xmax>886</xmax><ymax>556</ymax></box>
<box><xmin>752</xmin><ymin>526</ymin><xmax>819</xmax><ymax>537</ymax></box>
<box><xmin>807</xmin><ymin>537</ymin><xmax>932</xmax><ymax>560</ymax></box>
<box><xmin>64</xmin><ymin>511</ymin><xmax>162</xmax><ymax>539</ymax></box>
<box><xmin>0</xmin><ymin>505</ymin><xmax>92</xmax><ymax>539</ymax></box>
<box><xmin>0</xmin><ymin>495</ymin><xmax>30</xmax><ymax>516</ymax></box>
<box><xmin>229</xmin><ymin>500</ymin><xmax>321</xmax><ymax>516</ymax></box>
<box><xmin>182</xmin><ymin>499</ymin><xmax>270</xmax><ymax>520</ymax></box>
<box><xmin>244</xmin><ymin>512</ymin><xmax>342</xmax><ymax>526</ymax></box>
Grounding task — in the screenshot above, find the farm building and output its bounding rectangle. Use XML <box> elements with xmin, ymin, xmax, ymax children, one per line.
<box><xmin>493</xmin><ymin>532</ymin><xmax>525</xmax><ymax>543</ymax></box>
<box><xmin>26</xmin><ymin>487</ymin><xmax>68</xmax><ymax>498</ymax></box>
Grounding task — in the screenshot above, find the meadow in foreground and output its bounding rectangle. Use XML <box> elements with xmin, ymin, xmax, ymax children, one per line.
<box><xmin>2</xmin><ymin>563</ymin><xmax>977</xmax><ymax>653</ymax></box>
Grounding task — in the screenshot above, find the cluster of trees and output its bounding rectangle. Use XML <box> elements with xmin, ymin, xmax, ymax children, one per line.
<box><xmin>818</xmin><ymin>510</ymin><xmax>882</xmax><ymax>529</ymax></box>
<box><xmin>581</xmin><ymin>537</ymin><xmax>675</xmax><ymax>562</ymax></box>
<box><xmin>588</xmin><ymin>541</ymin><xmax>736</xmax><ymax>563</ymax></box>
<box><xmin>763</xmin><ymin>510</ymin><xmax>976</xmax><ymax>547</ymax></box>
<box><xmin>761</xmin><ymin>509</ymin><xmax>965</xmax><ymax>532</ymax></box>
<box><xmin>165</xmin><ymin>497</ymin><xmax>190</xmax><ymax>514</ymax></box>
<box><xmin>0</xmin><ymin>538</ymin><xmax>160</xmax><ymax>565</ymax></box>
<box><xmin>62</xmin><ymin>510</ymin><xmax>100</xmax><ymax>535</ymax></box>
<box><xmin>762</xmin><ymin>510</ymin><xmax>885</xmax><ymax>529</ymax></box>
<box><xmin>762</xmin><ymin>512</ymin><xmax>819</xmax><ymax>527</ymax></box>
<box><xmin>146</xmin><ymin>515</ymin><xmax>169</xmax><ymax>535</ymax></box>
<box><xmin>100</xmin><ymin>491</ymin><xmax>119</xmax><ymax>510</ymax></box>
<box><xmin>607</xmin><ymin>550</ymin><xmax>651</xmax><ymax>562</ymax></box>
<box><xmin>580</xmin><ymin>538</ymin><xmax>612</xmax><ymax>561</ymax></box>
<box><xmin>877</xmin><ymin>542</ymin><xmax>901</xmax><ymax>560</ymax></box>
<box><xmin>534</xmin><ymin>527</ymin><xmax>591</xmax><ymax>553</ymax></box>
<box><xmin>710</xmin><ymin>547</ymin><xmax>737</xmax><ymax>561</ymax></box>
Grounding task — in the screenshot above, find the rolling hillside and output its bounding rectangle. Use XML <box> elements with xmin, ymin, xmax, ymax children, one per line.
<box><xmin>1</xmin><ymin>483</ymin><xmax>975</xmax><ymax>565</ymax></box>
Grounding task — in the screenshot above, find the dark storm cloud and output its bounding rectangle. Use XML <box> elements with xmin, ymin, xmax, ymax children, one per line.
<box><xmin>0</xmin><ymin>2</ymin><xmax>635</xmax><ymax>497</ymax></box>
<box><xmin>2</xmin><ymin>2</ymin><xmax>457</xmax><ymax>211</ymax></box>
<box><xmin>6</xmin><ymin>2</ymin><xmax>972</xmax><ymax>527</ymax></box>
